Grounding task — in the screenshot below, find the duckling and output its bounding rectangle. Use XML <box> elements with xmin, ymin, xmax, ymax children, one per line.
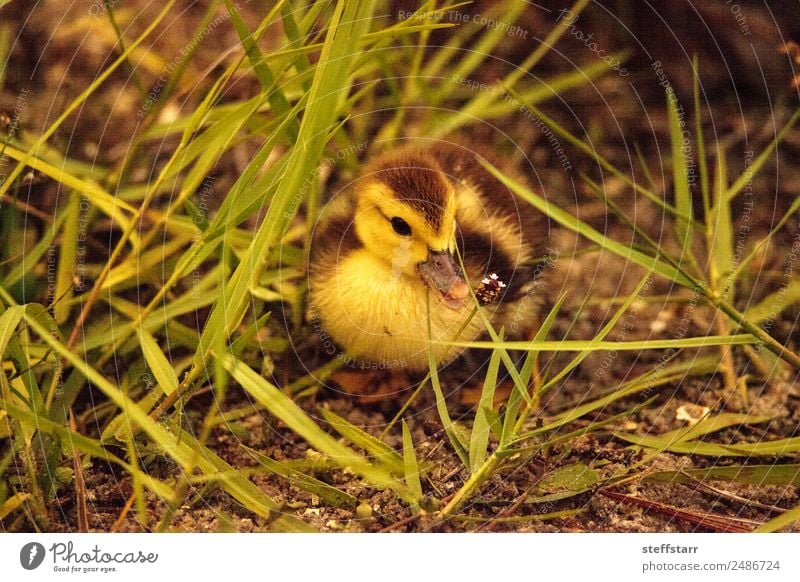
<box><xmin>308</xmin><ymin>140</ymin><xmax>548</xmax><ymax>374</ymax></box>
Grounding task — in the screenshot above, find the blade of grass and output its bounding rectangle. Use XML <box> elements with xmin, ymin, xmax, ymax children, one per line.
<box><xmin>504</xmin><ymin>90</ymin><xmax>698</xmax><ymax>226</ymax></box>
<box><xmin>743</xmin><ymin>279</ymin><xmax>800</xmax><ymax>325</ymax></box>
<box><xmin>0</xmin><ymin>144</ymin><xmax>137</xmax><ymax>234</ymax></box>
<box><xmin>428</xmin><ymin>0</ymin><xmax>592</xmax><ymax>137</ymax></box>
<box><xmin>667</xmin><ymin>88</ymin><xmax>695</xmax><ymax>260</ymax></box>
<box><xmin>480</xmin><ymin>158</ymin><xmax>698</xmax><ymax>288</ymax></box>
<box><xmin>221</xmin><ymin>353</ymin><xmax>416</xmax><ymax>503</ymax></box>
<box><xmin>137</xmin><ymin>329</ymin><xmax>178</xmax><ymax>396</ymax></box>
<box><xmin>500</xmin><ymin>292</ymin><xmax>566</xmax><ymax>447</ymax></box>
<box><xmin>435</xmin><ymin>334</ymin><xmax>756</xmax><ymax>352</ymax></box>
<box><xmin>755</xmin><ymin>502</ymin><xmax>800</xmax><ymax>532</ymax></box>
<box><xmin>319</xmin><ymin>408</ymin><xmax>405</xmax><ymax>475</ymax></box>
<box><xmin>224</xmin><ymin>0</ymin><xmax>298</xmax><ymax>140</ymax></box>
<box><xmin>0</xmin><ymin>492</ymin><xmax>30</xmax><ymax>521</ymax></box>
<box><xmin>1</xmin><ymin>401</ymin><xmax>174</xmax><ymax>500</ymax></box>
<box><xmin>426</xmin><ymin>293</ymin><xmax>469</xmax><ymax>466</ymax></box>
<box><xmin>244</xmin><ymin>446</ymin><xmax>357</xmax><ymax>508</ymax></box>
<box><xmin>12</xmin><ymin>299</ymin><xmax>309</xmax><ymax>531</ymax></box>
<box><xmin>482</xmin><ymin>156</ymin><xmax>800</xmax><ymax>368</ymax></box>
<box><xmin>730</xmin><ymin>194</ymin><xmax>800</xmax><ymax>283</ymax></box>
<box><xmin>0</xmin><ymin>0</ymin><xmax>176</xmax><ymax>196</ymax></box>
<box><xmin>469</xmin><ymin>346</ymin><xmax>502</xmax><ymax>473</ymax></box>
<box><xmin>402</xmin><ymin>420</ymin><xmax>423</xmax><ymax>502</ymax></box>
<box><xmin>53</xmin><ymin>195</ymin><xmax>79</xmax><ymax>324</ymax></box>
<box><xmin>182</xmin><ymin>0</ymin><xmax>376</xmax><ymax>401</ymax></box>
<box><xmin>725</xmin><ymin>108</ymin><xmax>800</xmax><ymax>203</ymax></box>
<box><xmin>693</xmin><ymin>56</ymin><xmax>711</xmax><ymax>217</ymax></box>
<box><xmin>708</xmin><ymin>145</ymin><xmax>734</xmax><ymax>298</ymax></box>
<box><xmin>518</xmin><ymin>356</ymin><xmax>720</xmax><ymax>440</ymax></box>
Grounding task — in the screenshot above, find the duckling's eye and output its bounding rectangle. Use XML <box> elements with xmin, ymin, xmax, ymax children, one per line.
<box><xmin>390</xmin><ymin>216</ymin><xmax>412</xmax><ymax>236</ymax></box>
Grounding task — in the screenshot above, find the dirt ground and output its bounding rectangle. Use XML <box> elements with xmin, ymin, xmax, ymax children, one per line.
<box><xmin>3</xmin><ymin>0</ymin><xmax>800</xmax><ymax>532</ymax></box>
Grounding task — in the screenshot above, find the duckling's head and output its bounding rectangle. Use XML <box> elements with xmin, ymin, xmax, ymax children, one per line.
<box><xmin>353</xmin><ymin>150</ymin><xmax>469</xmax><ymax>310</ymax></box>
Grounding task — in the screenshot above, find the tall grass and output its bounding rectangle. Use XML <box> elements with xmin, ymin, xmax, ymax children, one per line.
<box><xmin>0</xmin><ymin>0</ymin><xmax>798</xmax><ymax>532</ymax></box>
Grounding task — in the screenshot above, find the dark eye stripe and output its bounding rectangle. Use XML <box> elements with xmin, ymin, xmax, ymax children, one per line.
<box><xmin>390</xmin><ymin>216</ymin><xmax>412</xmax><ymax>236</ymax></box>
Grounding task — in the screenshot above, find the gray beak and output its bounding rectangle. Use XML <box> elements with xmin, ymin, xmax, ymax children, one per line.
<box><xmin>417</xmin><ymin>250</ymin><xmax>469</xmax><ymax>310</ymax></box>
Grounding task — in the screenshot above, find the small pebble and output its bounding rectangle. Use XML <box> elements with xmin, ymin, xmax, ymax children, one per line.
<box><xmin>355</xmin><ymin>502</ymin><xmax>373</xmax><ymax>519</ymax></box>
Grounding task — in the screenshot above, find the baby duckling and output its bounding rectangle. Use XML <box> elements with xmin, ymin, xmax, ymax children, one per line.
<box><xmin>308</xmin><ymin>140</ymin><xmax>548</xmax><ymax>374</ymax></box>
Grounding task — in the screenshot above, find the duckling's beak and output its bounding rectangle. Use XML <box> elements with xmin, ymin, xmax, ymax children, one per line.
<box><xmin>417</xmin><ymin>250</ymin><xmax>470</xmax><ymax>310</ymax></box>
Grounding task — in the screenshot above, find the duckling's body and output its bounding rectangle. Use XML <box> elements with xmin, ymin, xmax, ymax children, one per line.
<box><xmin>309</xmin><ymin>141</ymin><xmax>547</xmax><ymax>371</ymax></box>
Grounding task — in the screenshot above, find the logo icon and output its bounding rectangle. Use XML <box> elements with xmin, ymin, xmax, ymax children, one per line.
<box><xmin>20</xmin><ymin>542</ymin><xmax>46</xmax><ymax>570</ymax></box>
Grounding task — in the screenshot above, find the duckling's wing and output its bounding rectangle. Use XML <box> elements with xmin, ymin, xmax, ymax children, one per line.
<box><xmin>427</xmin><ymin>141</ymin><xmax>549</xmax><ymax>301</ymax></box>
<box><xmin>308</xmin><ymin>193</ymin><xmax>360</xmax><ymax>281</ymax></box>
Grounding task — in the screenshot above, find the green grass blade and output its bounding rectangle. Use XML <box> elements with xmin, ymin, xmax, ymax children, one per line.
<box><xmin>617</xmin><ymin>434</ymin><xmax>800</xmax><ymax>457</ymax></box>
<box><xmin>0</xmin><ymin>144</ymin><xmax>137</xmax><ymax>232</ymax></box>
<box><xmin>189</xmin><ymin>0</ymin><xmax>375</xmax><ymax>382</ymax></box>
<box><xmin>522</xmin><ymin>357</ymin><xmax>720</xmax><ymax>439</ymax></box>
<box><xmin>505</xmin><ymin>93</ymin><xmax>696</xmax><ymax>225</ymax></box>
<box><xmin>708</xmin><ymin>144</ymin><xmax>734</xmax><ymax>300</ymax></box>
<box><xmin>15</xmin><ymin>303</ymin><xmax>307</xmax><ymax>530</ymax></box>
<box><xmin>469</xmin><ymin>347</ymin><xmax>502</xmax><ymax>473</ymax></box>
<box><xmin>444</xmin><ymin>3</ymin><xmax>526</xmax><ymax>88</ymax></box>
<box><xmin>2</xmin><ymin>401</ymin><xmax>174</xmax><ymax>500</ymax></box>
<box><xmin>501</xmin><ymin>292</ymin><xmax>566</xmax><ymax>447</ymax></box>
<box><xmin>0</xmin><ymin>304</ymin><xmax>24</xmax><ymax>356</ymax></box>
<box><xmin>402</xmin><ymin>420</ymin><xmax>423</xmax><ymax>502</ymax></box>
<box><xmin>224</xmin><ymin>0</ymin><xmax>298</xmax><ymax>140</ymax></box>
<box><xmin>222</xmin><ymin>353</ymin><xmax>415</xmax><ymax>502</ymax></box>
<box><xmin>479</xmin><ymin>158</ymin><xmax>699</xmax><ymax>288</ymax></box>
<box><xmin>743</xmin><ymin>279</ymin><xmax>800</xmax><ymax>325</ymax></box>
<box><xmin>730</xmin><ymin>195</ymin><xmax>800</xmax><ymax>283</ymax></box>
<box><xmin>426</xmin><ymin>295</ymin><xmax>469</xmax><ymax>466</ymax></box>
<box><xmin>137</xmin><ymin>329</ymin><xmax>178</xmax><ymax>396</ymax></box>
<box><xmin>725</xmin><ymin>108</ymin><xmax>800</xmax><ymax>203</ymax></box>
<box><xmin>319</xmin><ymin>408</ymin><xmax>405</xmax><ymax>475</ymax></box>
<box><xmin>0</xmin><ymin>492</ymin><xmax>30</xmax><ymax>521</ymax></box>
<box><xmin>755</xmin><ymin>502</ymin><xmax>800</xmax><ymax>532</ymax></box>
<box><xmin>435</xmin><ymin>334</ymin><xmax>756</xmax><ymax>352</ymax></box>
<box><xmin>244</xmin><ymin>446</ymin><xmax>357</xmax><ymax>508</ymax></box>
<box><xmin>654</xmin><ymin>413</ymin><xmax>773</xmax><ymax>444</ymax></box>
<box><xmin>3</xmin><ymin>211</ymin><xmax>67</xmax><ymax>288</ymax></box>
<box><xmin>0</xmin><ymin>0</ymin><xmax>176</xmax><ymax>196</ymax></box>
<box><xmin>693</xmin><ymin>56</ymin><xmax>711</xmax><ymax>216</ymax></box>
<box><xmin>667</xmin><ymin>88</ymin><xmax>695</xmax><ymax>259</ymax></box>
<box><xmin>53</xmin><ymin>195</ymin><xmax>79</xmax><ymax>324</ymax></box>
